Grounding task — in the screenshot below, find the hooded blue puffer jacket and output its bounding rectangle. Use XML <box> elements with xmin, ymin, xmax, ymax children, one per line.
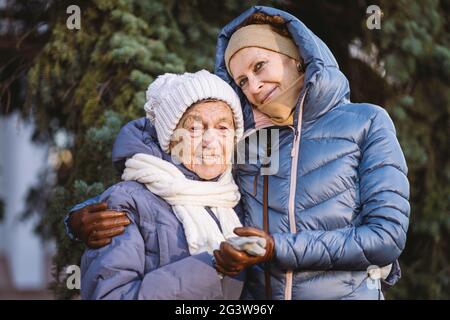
<box><xmin>79</xmin><ymin>118</ymin><xmax>244</xmax><ymax>299</ymax></box>
<box><xmin>214</xmin><ymin>6</ymin><xmax>410</xmax><ymax>300</ymax></box>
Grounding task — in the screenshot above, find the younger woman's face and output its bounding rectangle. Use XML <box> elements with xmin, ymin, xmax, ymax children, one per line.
<box><xmin>229</xmin><ymin>47</ymin><xmax>300</xmax><ymax>106</ymax></box>
<box><xmin>170</xmin><ymin>101</ymin><xmax>235</xmax><ymax>180</ymax></box>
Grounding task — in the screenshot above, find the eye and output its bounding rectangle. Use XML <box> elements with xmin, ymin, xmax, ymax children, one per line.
<box><xmin>189</xmin><ymin>126</ymin><xmax>203</xmax><ymax>133</ymax></box>
<box><xmin>217</xmin><ymin>124</ymin><xmax>234</xmax><ymax>136</ymax></box>
<box><xmin>254</xmin><ymin>61</ymin><xmax>265</xmax><ymax>72</ymax></box>
<box><xmin>238</xmin><ymin>78</ymin><xmax>248</xmax><ymax>88</ymax></box>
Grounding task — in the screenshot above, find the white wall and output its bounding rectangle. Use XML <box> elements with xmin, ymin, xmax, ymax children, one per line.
<box><xmin>0</xmin><ymin>112</ymin><xmax>51</xmax><ymax>289</ymax></box>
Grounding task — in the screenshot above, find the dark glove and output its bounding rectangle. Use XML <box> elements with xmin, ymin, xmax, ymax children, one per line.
<box><xmin>68</xmin><ymin>202</ymin><xmax>130</xmax><ymax>249</ymax></box>
<box><xmin>213</xmin><ymin>227</ymin><xmax>275</xmax><ymax>276</ymax></box>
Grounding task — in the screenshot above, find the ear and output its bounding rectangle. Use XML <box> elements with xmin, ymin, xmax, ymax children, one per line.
<box><xmin>169</xmin><ymin>135</ymin><xmax>184</xmax><ymax>152</ymax></box>
<box><xmin>295</xmin><ymin>56</ymin><xmax>306</xmax><ymax>73</ymax></box>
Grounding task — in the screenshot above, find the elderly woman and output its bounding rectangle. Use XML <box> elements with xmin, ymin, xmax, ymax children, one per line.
<box><xmin>68</xmin><ymin>6</ymin><xmax>410</xmax><ymax>300</ymax></box>
<box><xmin>79</xmin><ymin>70</ymin><xmax>246</xmax><ymax>299</ymax></box>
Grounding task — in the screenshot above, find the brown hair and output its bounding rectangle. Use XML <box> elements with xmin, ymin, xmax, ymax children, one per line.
<box><xmin>237</xmin><ymin>13</ymin><xmax>292</xmax><ymax>38</ymax></box>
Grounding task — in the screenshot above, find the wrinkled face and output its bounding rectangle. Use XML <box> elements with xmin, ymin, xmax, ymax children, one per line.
<box><xmin>230</xmin><ymin>47</ymin><xmax>300</xmax><ymax>106</ymax></box>
<box><xmin>170</xmin><ymin>100</ymin><xmax>235</xmax><ymax>180</ymax></box>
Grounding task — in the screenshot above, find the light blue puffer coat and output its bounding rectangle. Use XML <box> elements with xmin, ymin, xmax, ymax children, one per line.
<box><xmin>214</xmin><ymin>6</ymin><xmax>410</xmax><ymax>300</ymax></box>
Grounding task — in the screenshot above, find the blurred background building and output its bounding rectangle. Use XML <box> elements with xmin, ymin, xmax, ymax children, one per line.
<box><xmin>0</xmin><ymin>113</ymin><xmax>54</xmax><ymax>299</ymax></box>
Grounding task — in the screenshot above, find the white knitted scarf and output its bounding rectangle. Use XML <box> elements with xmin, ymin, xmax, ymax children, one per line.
<box><xmin>122</xmin><ymin>153</ymin><xmax>242</xmax><ymax>255</ymax></box>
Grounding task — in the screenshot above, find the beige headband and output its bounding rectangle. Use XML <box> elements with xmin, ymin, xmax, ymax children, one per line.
<box><xmin>225</xmin><ymin>24</ymin><xmax>300</xmax><ymax>75</ymax></box>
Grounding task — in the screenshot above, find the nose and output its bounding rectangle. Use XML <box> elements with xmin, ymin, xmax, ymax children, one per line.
<box><xmin>202</xmin><ymin>128</ymin><xmax>220</xmax><ymax>148</ymax></box>
<box><xmin>247</xmin><ymin>75</ymin><xmax>263</xmax><ymax>96</ymax></box>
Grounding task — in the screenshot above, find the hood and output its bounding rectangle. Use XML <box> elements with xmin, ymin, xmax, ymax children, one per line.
<box><xmin>215</xmin><ymin>6</ymin><xmax>351</xmax><ymax>129</ymax></box>
<box><xmin>111</xmin><ymin>117</ymin><xmax>210</xmax><ymax>181</ymax></box>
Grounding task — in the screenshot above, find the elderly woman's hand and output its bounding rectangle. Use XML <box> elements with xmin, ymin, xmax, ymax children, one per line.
<box><xmin>213</xmin><ymin>227</ymin><xmax>275</xmax><ymax>276</ymax></box>
<box><xmin>69</xmin><ymin>202</ymin><xmax>131</xmax><ymax>249</ymax></box>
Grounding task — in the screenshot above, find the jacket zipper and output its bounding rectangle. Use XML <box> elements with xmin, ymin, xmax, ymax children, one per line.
<box><xmin>284</xmin><ymin>88</ymin><xmax>308</xmax><ymax>300</ymax></box>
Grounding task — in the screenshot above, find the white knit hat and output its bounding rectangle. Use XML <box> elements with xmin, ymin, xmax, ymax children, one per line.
<box><xmin>144</xmin><ymin>69</ymin><xmax>244</xmax><ymax>152</ymax></box>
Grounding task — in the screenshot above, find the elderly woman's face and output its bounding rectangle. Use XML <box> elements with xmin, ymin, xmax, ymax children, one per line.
<box><xmin>230</xmin><ymin>47</ymin><xmax>300</xmax><ymax>106</ymax></box>
<box><xmin>170</xmin><ymin>101</ymin><xmax>235</xmax><ymax>180</ymax></box>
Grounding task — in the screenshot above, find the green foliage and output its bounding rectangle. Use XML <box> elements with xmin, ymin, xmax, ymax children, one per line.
<box><xmin>362</xmin><ymin>0</ymin><xmax>450</xmax><ymax>299</ymax></box>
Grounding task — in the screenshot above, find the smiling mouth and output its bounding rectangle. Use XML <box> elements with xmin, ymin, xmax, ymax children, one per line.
<box><xmin>194</xmin><ymin>154</ymin><xmax>222</xmax><ymax>164</ymax></box>
<box><xmin>201</xmin><ymin>155</ymin><xmax>220</xmax><ymax>160</ymax></box>
<box><xmin>261</xmin><ymin>87</ymin><xmax>278</xmax><ymax>104</ymax></box>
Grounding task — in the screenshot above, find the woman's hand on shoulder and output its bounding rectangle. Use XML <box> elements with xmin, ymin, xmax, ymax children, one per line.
<box><xmin>69</xmin><ymin>202</ymin><xmax>131</xmax><ymax>249</ymax></box>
